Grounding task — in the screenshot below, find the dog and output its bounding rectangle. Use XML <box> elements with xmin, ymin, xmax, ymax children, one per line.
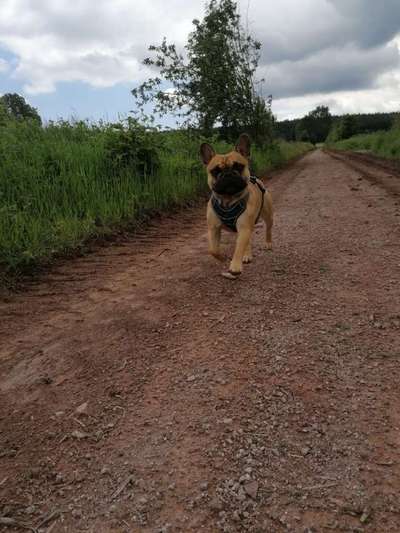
<box><xmin>200</xmin><ymin>133</ymin><xmax>273</xmax><ymax>279</ymax></box>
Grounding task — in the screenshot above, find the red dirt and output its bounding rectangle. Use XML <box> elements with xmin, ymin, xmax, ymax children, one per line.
<box><xmin>1</xmin><ymin>150</ymin><xmax>400</xmax><ymax>532</ymax></box>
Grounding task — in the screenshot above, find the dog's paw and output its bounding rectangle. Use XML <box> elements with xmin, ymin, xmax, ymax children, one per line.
<box><xmin>210</xmin><ymin>252</ymin><xmax>227</xmax><ymax>262</ymax></box>
<box><xmin>266</xmin><ymin>242</ymin><xmax>273</xmax><ymax>251</ymax></box>
<box><xmin>222</xmin><ymin>270</ymin><xmax>241</xmax><ymax>280</ymax></box>
<box><xmin>243</xmin><ymin>255</ymin><xmax>253</xmax><ymax>264</ymax></box>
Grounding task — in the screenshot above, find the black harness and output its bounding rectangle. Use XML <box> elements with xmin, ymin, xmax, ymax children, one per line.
<box><xmin>211</xmin><ymin>176</ymin><xmax>266</xmax><ymax>233</ymax></box>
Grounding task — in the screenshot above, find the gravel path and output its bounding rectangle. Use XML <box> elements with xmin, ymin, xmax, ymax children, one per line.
<box><xmin>1</xmin><ymin>150</ymin><xmax>400</xmax><ymax>532</ymax></box>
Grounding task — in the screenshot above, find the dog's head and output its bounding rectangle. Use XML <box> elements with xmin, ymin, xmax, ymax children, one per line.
<box><xmin>200</xmin><ymin>134</ymin><xmax>251</xmax><ymax>197</ymax></box>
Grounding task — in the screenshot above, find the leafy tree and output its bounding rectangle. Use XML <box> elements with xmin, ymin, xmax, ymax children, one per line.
<box><xmin>296</xmin><ymin>106</ymin><xmax>332</xmax><ymax>144</ymax></box>
<box><xmin>132</xmin><ymin>0</ymin><xmax>272</xmax><ymax>145</ymax></box>
<box><xmin>274</xmin><ymin>118</ymin><xmax>297</xmax><ymax>141</ymax></box>
<box><xmin>295</xmin><ymin>123</ymin><xmax>310</xmax><ymax>143</ymax></box>
<box><xmin>0</xmin><ymin>101</ymin><xmax>8</xmax><ymax>126</ymax></box>
<box><xmin>340</xmin><ymin>115</ymin><xmax>357</xmax><ymax>139</ymax></box>
<box><xmin>0</xmin><ymin>93</ymin><xmax>42</xmax><ymax>125</ymax></box>
<box><xmin>327</xmin><ymin>113</ymin><xmax>371</xmax><ymax>143</ymax></box>
<box><xmin>392</xmin><ymin>114</ymin><xmax>400</xmax><ymax>130</ymax></box>
<box><xmin>325</xmin><ymin>121</ymin><xmax>342</xmax><ymax>143</ymax></box>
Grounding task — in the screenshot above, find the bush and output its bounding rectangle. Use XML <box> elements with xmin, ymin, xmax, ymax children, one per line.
<box><xmin>104</xmin><ymin>117</ymin><xmax>163</xmax><ymax>176</ymax></box>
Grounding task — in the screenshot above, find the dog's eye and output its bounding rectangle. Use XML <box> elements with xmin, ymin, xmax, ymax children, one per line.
<box><xmin>232</xmin><ymin>162</ymin><xmax>244</xmax><ymax>173</ymax></box>
<box><xmin>211</xmin><ymin>166</ymin><xmax>221</xmax><ymax>178</ymax></box>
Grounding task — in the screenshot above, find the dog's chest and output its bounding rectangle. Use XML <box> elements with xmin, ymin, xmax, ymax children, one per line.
<box><xmin>211</xmin><ymin>195</ymin><xmax>248</xmax><ymax>233</ymax></box>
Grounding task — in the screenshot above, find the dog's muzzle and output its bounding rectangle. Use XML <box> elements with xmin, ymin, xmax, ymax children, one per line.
<box><xmin>212</xmin><ymin>171</ymin><xmax>247</xmax><ymax>196</ymax></box>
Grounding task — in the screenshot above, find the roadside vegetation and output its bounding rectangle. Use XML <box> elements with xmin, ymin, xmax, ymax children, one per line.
<box><xmin>325</xmin><ymin>120</ymin><xmax>400</xmax><ymax>159</ymax></box>
<box><xmin>274</xmin><ymin>101</ymin><xmax>400</xmax><ymax>161</ymax></box>
<box><xmin>276</xmin><ymin>109</ymin><xmax>399</xmax><ymax>144</ymax></box>
<box><xmin>0</xmin><ymin>106</ymin><xmax>312</xmax><ymax>279</ymax></box>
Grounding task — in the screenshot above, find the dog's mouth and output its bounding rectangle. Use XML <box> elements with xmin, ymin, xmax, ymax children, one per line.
<box><xmin>212</xmin><ymin>172</ymin><xmax>247</xmax><ymax>196</ymax></box>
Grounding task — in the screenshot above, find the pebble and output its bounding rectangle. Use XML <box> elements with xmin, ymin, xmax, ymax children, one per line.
<box><xmin>71</xmin><ymin>430</ymin><xmax>88</xmax><ymax>440</ymax></box>
<box><xmin>210</xmin><ymin>497</ymin><xmax>223</xmax><ymax>511</ymax></box>
<box><xmin>243</xmin><ymin>481</ymin><xmax>259</xmax><ymax>500</ymax></box>
<box><xmin>76</xmin><ymin>402</ymin><xmax>88</xmax><ymax>414</ymax></box>
<box><xmin>237</xmin><ymin>488</ymin><xmax>246</xmax><ymax>502</ymax></box>
<box><xmin>232</xmin><ymin>510</ymin><xmax>241</xmax><ymax>522</ymax></box>
<box><xmin>156</xmin><ymin>525</ymin><xmax>171</xmax><ymax>533</ymax></box>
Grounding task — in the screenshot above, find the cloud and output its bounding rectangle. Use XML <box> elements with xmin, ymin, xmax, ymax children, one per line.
<box><xmin>273</xmin><ymin>79</ymin><xmax>400</xmax><ymax>121</ymax></box>
<box><xmin>0</xmin><ymin>0</ymin><xmax>198</xmax><ymax>94</ymax></box>
<box><xmin>262</xmin><ymin>40</ymin><xmax>400</xmax><ymax>99</ymax></box>
<box><xmin>252</xmin><ymin>0</ymin><xmax>400</xmax><ymax>64</ymax></box>
<box><xmin>329</xmin><ymin>0</ymin><xmax>400</xmax><ymax>48</ymax></box>
<box><xmin>0</xmin><ymin>0</ymin><xmax>399</xmax><ymax>118</ymax></box>
<box><xmin>0</xmin><ymin>57</ymin><xmax>9</xmax><ymax>73</ymax></box>
<box><xmin>249</xmin><ymin>0</ymin><xmax>400</xmax><ymax>103</ymax></box>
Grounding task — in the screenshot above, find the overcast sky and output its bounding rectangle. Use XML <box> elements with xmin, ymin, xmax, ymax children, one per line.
<box><xmin>0</xmin><ymin>0</ymin><xmax>400</xmax><ymax>122</ymax></box>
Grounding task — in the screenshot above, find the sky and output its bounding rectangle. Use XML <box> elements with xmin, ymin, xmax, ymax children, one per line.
<box><xmin>0</xmin><ymin>0</ymin><xmax>400</xmax><ymax>123</ymax></box>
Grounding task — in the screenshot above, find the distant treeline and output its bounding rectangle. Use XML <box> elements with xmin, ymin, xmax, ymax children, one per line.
<box><xmin>275</xmin><ymin>110</ymin><xmax>400</xmax><ymax>144</ymax></box>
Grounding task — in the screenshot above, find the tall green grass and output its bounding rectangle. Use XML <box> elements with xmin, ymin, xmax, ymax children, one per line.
<box><xmin>0</xmin><ymin>118</ymin><xmax>312</xmax><ymax>277</ymax></box>
<box><xmin>327</xmin><ymin>127</ymin><xmax>400</xmax><ymax>159</ymax></box>
<box><xmin>251</xmin><ymin>140</ymin><xmax>313</xmax><ymax>172</ymax></box>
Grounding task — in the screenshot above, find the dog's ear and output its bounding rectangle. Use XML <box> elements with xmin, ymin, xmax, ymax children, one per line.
<box><xmin>200</xmin><ymin>143</ymin><xmax>215</xmax><ymax>165</ymax></box>
<box><xmin>235</xmin><ymin>133</ymin><xmax>251</xmax><ymax>158</ymax></box>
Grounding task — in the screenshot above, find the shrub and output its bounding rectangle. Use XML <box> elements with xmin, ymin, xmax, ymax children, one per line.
<box><xmin>104</xmin><ymin>117</ymin><xmax>163</xmax><ymax>177</ymax></box>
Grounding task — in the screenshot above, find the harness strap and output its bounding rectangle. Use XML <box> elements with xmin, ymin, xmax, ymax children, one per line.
<box><xmin>211</xmin><ymin>192</ymin><xmax>249</xmax><ymax>233</ymax></box>
<box><xmin>249</xmin><ymin>176</ymin><xmax>266</xmax><ymax>223</ymax></box>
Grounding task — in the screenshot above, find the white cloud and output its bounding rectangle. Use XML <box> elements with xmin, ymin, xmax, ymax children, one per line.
<box><xmin>261</xmin><ymin>39</ymin><xmax>400</xmax><ymax>99</ymax></box>
<box><xmin>0</xmin><ymin>0</ymin><xmax>199</xmax><ymax>94</ymax></box>
<box><xmin>0</xmin><ymin>0</ymin><xmax>399</xmax><ymax>118</ymax></box>
<box><xmin>0</xmin><ymin>57</ymin><xmax>9</xmax><ymax>73</ymax></box>
<box><xmin>273</xmin><ymin>73</ymin><xmax>400</xmax><ymax>120</ymax></box>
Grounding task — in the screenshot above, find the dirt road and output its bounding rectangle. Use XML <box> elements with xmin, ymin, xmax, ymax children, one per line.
<box><xmin>1</xmin><ymin>150</ymin><xmax>400</xmax><ymax>533</ymax></box>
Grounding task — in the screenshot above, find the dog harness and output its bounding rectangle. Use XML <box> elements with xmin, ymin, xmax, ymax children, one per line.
<box><xmin>211</xmin><ymin>176</ymin><xmax>266</xmax><ymax>233</ymax></box>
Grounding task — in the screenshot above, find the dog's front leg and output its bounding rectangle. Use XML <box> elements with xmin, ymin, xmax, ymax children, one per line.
<box><xmin>229</xmin><ymin>227</ymin><xmax>252</xmax><ymax>275</ymax></box>
<box><xmin>208</xmin><ymin>226</ymin><xmax>225</xmax><ymax>262</ymax></box>
<box><xmin>243</xmin><ymin>238</ymin><xmax>253</xmax><ymax>264</ymax></box>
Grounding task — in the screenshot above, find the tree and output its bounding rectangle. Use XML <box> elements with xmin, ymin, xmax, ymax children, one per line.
<box><xmin>296</xmin><ymin>105</ymin><xmax>332</xmax><ymax>144</ymax></box>
<box><xmin>0</xmin><ymin>93</ymin><xmax>42</xmax><ymax>125</ymax></box>
<box><xmin>132</xmin><ymin>0</ymin><xmax>272</xmax><ymax>145</ymax></box>
<box><xmin>0</xmin><ymin>100</ymin><xmax>8</xmax><ymax>126</ymax></box>
<box><xmin>340</xmin><ymin>115</ymin><xmax>357</xmax><ymax>139</ymax></box>
<box><xmin>326</xmin><ymin>114</ymin><xmax>359</xmax><ymax>143</ymax></box>
<box><xmin>295</xmin><ymin>122</ymin><xmax>310</xmax><ymax>143</ymax></box>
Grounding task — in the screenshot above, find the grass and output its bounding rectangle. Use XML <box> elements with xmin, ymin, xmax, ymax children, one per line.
<box><xmin>0</xmin><ymin>117</ymin><xmax>312</xmax><ymax>280</ymax></box>
<box><xmin>250</xmin><ymin>140</ymin><xmax>313</xmax><ymax>173</ymax></box>
<box><xmin>327</xmin><ymin>127</ymin><xmax>400</xmax><ymax>159</ymax></box>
